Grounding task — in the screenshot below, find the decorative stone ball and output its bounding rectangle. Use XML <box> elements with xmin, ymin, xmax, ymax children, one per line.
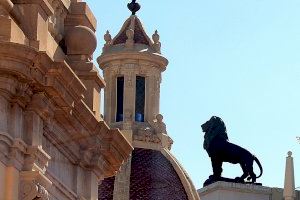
<box><xmin>65</xmin><ymin>25</ymin><xmax>97</xmax><ymax>56</ymax></box>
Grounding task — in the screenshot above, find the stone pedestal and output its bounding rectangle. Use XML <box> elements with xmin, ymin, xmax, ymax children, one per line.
<box><xmin>198</xmin><ymin>182</ymin><xmax>272</xmax><ymax>200</ymax></box>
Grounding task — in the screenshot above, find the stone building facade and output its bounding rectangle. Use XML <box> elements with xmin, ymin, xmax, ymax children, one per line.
<box><xmin>97</xmin><ymin>14</ymin><xmax>200</xmax><ymax>200</ymax></box>
<box><xmin>0</xmin><ymin>0</ymin><xmax>132</xmax><ymax>199</ymax></box>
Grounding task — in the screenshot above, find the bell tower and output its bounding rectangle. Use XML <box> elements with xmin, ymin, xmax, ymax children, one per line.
<box><xmin>97</xmin><ymin>1</ymin><xmax>200</xmax><ymax>200</ymax></box>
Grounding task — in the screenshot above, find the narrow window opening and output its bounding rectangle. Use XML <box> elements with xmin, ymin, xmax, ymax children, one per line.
<box><xmin>135</xmin><ymin>76</ymin><xmax>145</xmax><ymax>122</ymax></box>
<box><xmin>116</xmin><ymin>77</ymin><xmax>124</xmax><ymax>122</ymax></box>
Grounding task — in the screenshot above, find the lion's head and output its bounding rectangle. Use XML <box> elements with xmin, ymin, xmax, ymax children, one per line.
<box><xmin>202</xmin><ymin>116</ymin><xmax>228</xmax><ymax>150</ymax></box>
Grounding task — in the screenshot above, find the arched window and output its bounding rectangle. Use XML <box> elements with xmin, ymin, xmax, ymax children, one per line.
<box><xmin>116</xmin><ymin>76</ymin><xmax>124</xmax><ymax>122</ymax></box>
<box><xmin>135</xmin><ymin>76</ymin><xmax>145</xmax><ymax>122</ymax></box>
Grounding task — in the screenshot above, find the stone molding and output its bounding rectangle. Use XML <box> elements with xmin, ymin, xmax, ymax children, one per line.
<box><xmin>13</xmin><ymin>0</ymin><xmax>54</xmax><ymax>16</ymax></box>
<box><xmin>0</xmin><ymin>133</ymin><xmax>52</xmax><ymax>192</ymax></box>
<box><xmin>65</xmin><ymin>1</ymin><xmax>97</xmax><ymax>32</ymax></box>
<box><xmin>0</xmin><ymin>132</ymin><xmax>26</xmax><ymax>169</ymax></box>
<box><xmin>98</xmin><ymin>52</ymin><xmax>168</xmax><ymax>72</ymax></box>
<box><xmin>0</xmin><ymin>35</ymin><xmax>132</xmax><ymax>191</ymax></box>
<box><xmin>23</xmin><ymin>146</ymin><xmax>51</xmax><ymax>173</ymax></box>
<box><xmin>198</xmin><ymin>181</ymin><xmax>272</xmax><ymax>196</ymax></box>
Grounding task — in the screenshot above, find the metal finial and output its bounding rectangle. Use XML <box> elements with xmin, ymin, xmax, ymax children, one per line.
<box><xmin>127</xmin><ymin>0</ymin><xmax>141</xmax><ymax>15</ymax></box>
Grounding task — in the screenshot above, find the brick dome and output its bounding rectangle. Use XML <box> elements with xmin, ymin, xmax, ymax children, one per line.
<box><xmin>99</xmin><ymin>148</ymin><xmax>190</xmax><ymax>200</ymax></box>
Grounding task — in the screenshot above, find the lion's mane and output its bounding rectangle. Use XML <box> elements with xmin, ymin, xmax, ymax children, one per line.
<box><xmin>203</xmin><ymin>116</ymin><xmax>228</xmax><ymax>150</ymax></box>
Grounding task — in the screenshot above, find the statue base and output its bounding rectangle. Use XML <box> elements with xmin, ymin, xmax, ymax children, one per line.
<box><xmin>198</xmin><ymin>181</ymin><xmax>273</xmax><ymax>200</ymax></box>
<box><xmin>203</xmin><ymin>175</ymin><xmax>262</xmax><ymax>187</ymax></box>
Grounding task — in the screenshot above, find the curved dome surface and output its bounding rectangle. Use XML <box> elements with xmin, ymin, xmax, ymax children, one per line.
<box><xmin>129</xmin><ymin>148</ymin><xmax>188</xmax><ymax>200</ymax></box>
<box><xmin>99</xmin><ymin>148</ymin><xmax>191</xmax><ymax>200</ymax></box>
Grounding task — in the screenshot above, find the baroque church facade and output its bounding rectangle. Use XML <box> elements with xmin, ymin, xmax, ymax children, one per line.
<box><xmin>0</xmin><ymin>0</ymin><xmax>200</xmax><ymax>199</ymax></box>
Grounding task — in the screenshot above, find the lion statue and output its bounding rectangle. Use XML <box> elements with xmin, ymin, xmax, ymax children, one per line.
<box><xmin>201</xmin><ymin>116</ymin><xmax>263</xmax><ymax>185</ymax></box>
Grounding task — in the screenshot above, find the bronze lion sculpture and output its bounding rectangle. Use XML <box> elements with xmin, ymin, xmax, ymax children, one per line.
<box><xmin>202</xmin><ymin>116</ymin><xmax>263</xmax><ymax>186</ymax></box>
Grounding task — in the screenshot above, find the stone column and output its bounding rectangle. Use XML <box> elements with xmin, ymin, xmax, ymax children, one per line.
<box><xmin>4</xmin><ymin>166</ymin><xmax>19</xmax><ymax>200</ymax></box>
<box><xmin>0</xmin><ymin>162</ymin><xmax>5</xmax><ymax>200</ymax></box>
<box><xmin>113</xmin><ymin>158</ymin><xmax>132</xmax><ymax>200</ymax></box>
<box><xmin>9</xmin><ymin>103</ymin><xmax>24</xmax><ymax>139</ymax></box>
<box><xmin>0</xmin><ymin>95</ymin><xmax>9</xmax><ymax>134</ymax></box>
<box><xmin>75</xmin><ymin>165</ymin><xmax>99</xmax><ymax>200</ymax></box>
<box><xmin>103</xmin><ymin>69</ymin><xmax>117</xmax><ymax>124</ymax></box>
<box><xmin>123</xmin><ymin>67</ymin><xmax>135</xmax><ymax>129</ymax></box>
<box><xmin>85</xmin><ymin>171</ymin><xmax>99</xmax><ymax>200</ymax></box>
<box><xmin>24</xmin><ymin>110</ymin><xmax>43</xmax><ymax>147</ymax></box>
<box><xmin>103</xmin><ymin>69</ymin><xmax>111</xmax><ymax>123</ymax></box>
<box><xmin>283</xmin><ymin>151</ymin><xmax>295</xmax><ymax>200</ymax></box>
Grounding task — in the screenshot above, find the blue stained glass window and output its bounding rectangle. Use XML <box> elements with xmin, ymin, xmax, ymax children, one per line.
<box><xmin>135</xmin><ymin>76</ymin><xmax>145</xmax><ymax>122</ymax></box>
<box><xmin>116</xmin><ymin>77</ymin><xmax>124</xmax><ymax>122</ymax></box>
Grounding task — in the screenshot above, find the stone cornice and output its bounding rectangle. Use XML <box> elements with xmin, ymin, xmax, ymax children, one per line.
<box><xmin>65</xmin><ymin>1</ymin><xmax>97</xmax><ymax>31</ymax></box>
<box><xmin>13</xmin><ymin>0</ymin><xmax>54</xmax><ymax>16</ymax></box>
<box><xmin>76</xmin><ymin>70</ymin><xmax>106</xmax><ymax>88</ymax></box>
<box><xmin>98</xmin><ymin>52</ymin><xmax>168</xmax><ymax>72</ymax></box>
<box><xmin>50</xmin><ymin>98</ymin><xmax>132</xmax><ymax>178</ymax></box>
<box><xmin>0</xmin><ymin>42</ymin><xmax>132</xmax><ymax>179</ymax></box>
<box><xmin>0</xmin><ymin>43</ymin><xmax>86</xmax><ymax>110</ymax></box>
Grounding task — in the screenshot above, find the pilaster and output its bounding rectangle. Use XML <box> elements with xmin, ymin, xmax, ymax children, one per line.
<box><xmin>13</xmin><ymin>0</ymin><xmax>53</xmax><ymax>49</ymax></box>
<box><xmin>5</xmin><ymin>166</ymin><xmax>20</xmax><ymax>200</ymax></box>
<box><xmin>0</xmin><ymin>95</ymin><xmax>9</xmax><ymax>134</ymax></box>
<box><xmin>113</xmin><ymin>158</ymin><xmax>132</xmax><ymax>200</ymax></box>
<box><xmin>122</xmin><ymin>63</ymin><xmax>136</xmax><ymax>129</ymax></box>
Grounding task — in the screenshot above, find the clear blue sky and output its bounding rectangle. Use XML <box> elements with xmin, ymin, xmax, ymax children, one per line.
<box><xmin>85</xmin><ymin>0</ymin><xmax>300</xmax><ymax>189</ymax></box>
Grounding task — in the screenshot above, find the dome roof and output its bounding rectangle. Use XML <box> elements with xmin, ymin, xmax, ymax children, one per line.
<box><xmin>101</xmin><ymin>15</ymin><xmax>163</xmax><ymax>55</ymax></box>
<box><xmin>112</xmin><ymin>16</ymin><xmax>152</xmax><ymax>46</ymax></box>
<box><xmin>99</xmin><ymin>148</ymin><xmax>199</xmax><ymax>200</ymax></box>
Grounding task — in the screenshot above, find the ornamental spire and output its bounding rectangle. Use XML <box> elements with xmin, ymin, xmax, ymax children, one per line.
<box><xmin>127</xmin><ymin>0</ymin><xmax>141</xmax><ymax>15</ymax></box>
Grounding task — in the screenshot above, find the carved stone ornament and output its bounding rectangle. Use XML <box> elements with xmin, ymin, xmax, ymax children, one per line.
<box><xmin>168</xmin><ymin>137</ymin><xmax>173</xmax><ymax>150</ymax></box>
<box><xmin>11</xmin><ymin>82</ymin><xmax>33</xmax><ymax>108</ymax></box>
<box><xmin>23</xmin><ymin>146</ymin><xmax>51</xmax><ymax>173</ymax></box>
<box><xmin>20</xmin><ymin>180</ymin><xmax>49</xmax><ymax>200</ymax></box>
<box><xmin>48</xmin><ymin>0</ymin><xmax>67</xmax><ymax>42</ymax></box>
<box><xmin>103</xmin><ymin>30</ymin><xmax>112</xmax><ymax>52</ymax></box>
<box><xmin>134</xmin><ymin>127</ymin><xmax>161</xmax><ymax>143</ymax></box>
<box><xmin>104</xmin><ymin>30</ymin><xmax>112</xmax><ymax>45</ymax></box>
<box><xmin>125</xmin><ymin>29</ymin><xmax>134</xmax><ymax>48</ymax></box>
<box><xmin>153</xmin><ymin>114</ymin><xmax>167</xmax><ymax>135</ymax></box>
<box><xmin>152</xmin><ymin>30</ymin><xmax>161</xmax><ymax>53</ymax></box>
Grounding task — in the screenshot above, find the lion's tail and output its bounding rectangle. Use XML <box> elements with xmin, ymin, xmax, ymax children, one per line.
<box><xmin>254</xmin><ymin>156</ymin><xmax>263</xmax><ymax>178</ymax></box>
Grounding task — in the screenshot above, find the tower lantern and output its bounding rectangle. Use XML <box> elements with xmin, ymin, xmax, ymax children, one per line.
<box><xmin>98</xmin><ymin>15</ymin><xmax>168</xmax><ymax>130</ymax></box>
